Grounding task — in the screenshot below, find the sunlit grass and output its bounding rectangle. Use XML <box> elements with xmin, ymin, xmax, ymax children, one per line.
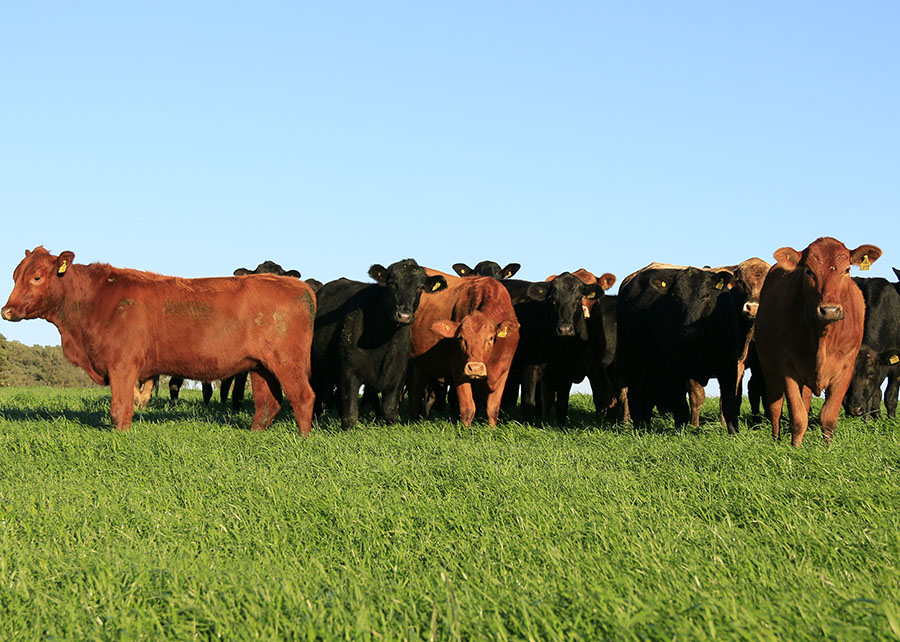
<box><xmin>0</xmin><ymin>387</ymin><xmax>898</xmax><ymax>640</ymax></box>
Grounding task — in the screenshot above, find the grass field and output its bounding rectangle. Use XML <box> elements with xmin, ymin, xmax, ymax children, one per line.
<box><xmin>0</xmin><ymin>387</ymin><xmax>899</xmax><ymax>640</ymax></box>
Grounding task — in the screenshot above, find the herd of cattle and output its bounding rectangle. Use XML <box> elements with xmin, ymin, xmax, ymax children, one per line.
<box><xmin>2</xmin><ymin>238</ymin><xmax>896</xmax><ymax>446</ymax></box>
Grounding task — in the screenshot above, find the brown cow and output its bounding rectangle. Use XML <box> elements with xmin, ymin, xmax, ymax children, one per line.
<box><xmin>754</xmin><ymin>237</ymin><xmax>881</xmax><ymax>446</ymax></box>
<box><xmin>1</xmin><ymin>247</ymin><xmax>316</xmax><ymax>434</ymax></box>
<box><xmin>410</xmin><ymin>270</ymin><xmax>519</xmax><ymax>426</ymax></box>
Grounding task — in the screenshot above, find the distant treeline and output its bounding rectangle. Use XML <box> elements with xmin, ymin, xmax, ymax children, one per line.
<box><xmin>0</xmin><ymin>334</ymin><xmax>97</xmax><ymax>388</ymax></box>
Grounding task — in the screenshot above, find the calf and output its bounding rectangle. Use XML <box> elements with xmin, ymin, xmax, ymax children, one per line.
<box><xmin>311</xmin><ymin>259</ymin><xmax>447</xmax><ymax>430</ymax></box>
<box><xmin>617</xmin><ymin>264</ymin><xmax>740</xmax><ymax>431</ymax></box>
<box><xmin>2</xmin><ymin>247</ymin><xmax>316</xmax><ymax>434</ymax></box>
<box><xmin>410</xmin><ymin>271</ymin><xmax>519</xmax><ymax>426</ymax></box>
<box><xmin>754</xmin><ymin>237</ymin><xmax>881</xmax><ymax>446</ymax></box>
<box><xmin>842</xmin><ymin>273</ymin><xmax>900</xmax><ymax>419</ymax></box>
<box><xmin>501</xmin><ymin>272</ymin><xmax>605</xmax><ymax>424</ymax></box>
<box><xmin>452</xmin><ymin>261</ymin><xmax>520</xmax><ymax>280</ymax></box>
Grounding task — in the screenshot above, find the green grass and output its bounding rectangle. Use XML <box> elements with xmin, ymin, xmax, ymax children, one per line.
<box><xmin>1</xmin><ymin>388</ymin><xmax>899</xmax><ymax>640</ymax></box>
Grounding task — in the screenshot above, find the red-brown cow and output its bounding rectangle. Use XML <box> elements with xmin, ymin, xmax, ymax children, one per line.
<box><xmin>754</xmin><ymin>237</ymin><xmax>881</xmax><ymax>446</ymax></box>
<box><xmin>410</xmin><ymin>270</ymin><xmax>519</xmax><ymax>426</ymax></box>
<box><xmin>1</xmin><ymin>247</ymin><xmax>316</xmax><ymax>434</ymax></box>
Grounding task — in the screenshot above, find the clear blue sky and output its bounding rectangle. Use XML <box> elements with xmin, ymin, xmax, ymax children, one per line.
<box><xmin>2</xmin><ymin>1</ymin><xmax>898</xmax><ymax>349</ymax></box>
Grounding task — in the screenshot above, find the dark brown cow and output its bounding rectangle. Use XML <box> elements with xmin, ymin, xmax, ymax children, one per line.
<box><xmin>410</xmin><ymin>270</ymin><xmax>519</xmax><ymax>426</ymax></box>
<box><xmin>1</xmin><ymin>247</ymin><xmax>316</xmax><ymax>434</ymax></box>
<box><xmin>754</xmin><ymin>237</ymin><xmax>881</xmax><ymax>446</ymax></box>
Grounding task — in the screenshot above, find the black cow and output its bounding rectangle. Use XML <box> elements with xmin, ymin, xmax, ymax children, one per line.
<box><xmin>311</xmin><ymin>259</ymin><xmax>447</xmax><ymax>430</ymax></box>
<box><xmin>843</xmin><ymin>272</ymin><xmax>900</xmax><ymax>419</ymax></box>
<box><xmin>452</xmin><ymin>261</ymin><xmax>521</xmax><ymax>280</ymax></box>
<box><xmin>500</xmin><ymin>273</ymin><xmax>604</xmax><ymax>424</ymax></box>
<box><xmin>617</xmin><ymin>264</ymin><xmax>742</xmax><ymax>432</ymax></box>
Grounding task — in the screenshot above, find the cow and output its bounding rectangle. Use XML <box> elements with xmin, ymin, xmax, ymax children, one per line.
<box><xmin>684</xmin><ymin>257</ymin><xmax>771</xmax><ymax>426</ymax></box>
<box><xmin>311</xmin><ymin>259</ymin><xmax>447</xmax><ymax>430</ymax></box>
<box><xmin>410</xmin><ymin>271</ymin><xmax>519</xmax><ymax>426</ymax></box>
<box><xmin>1</xmin><ymin>247</ymin><xmax>317</xmax><ymax>434</ymax></box>
<box><xmin>499</xmin><ymin>272</ymin><xmax>605</xmax><ymax>424</ymax></box>
<box><xmin>754</xmin><ymin>237</ymin><xmax>881</xmax><ymax>446</ymax></box>
<box><xmin>842</xmin><ymin>272</ymin><xmax>900</xmax><ymax>419</ymax></box>
<box><xmin>617</xmin><ymin>263</ymin><xmax>741</xmax><ymax>432</ymax></box>
<box><xmin>452</xmin><ymin>261</ymin><xmax>520</xmax><ymax>280</ymax></box>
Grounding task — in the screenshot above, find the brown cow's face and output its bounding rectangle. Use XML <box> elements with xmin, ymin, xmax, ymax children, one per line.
<box><xmin>432</xmin><ymin>311</ymin><xmax>519</xmax><ymax>379</ymax></box>
<box><xmin>2</xmin><ymin>247</ymin><xmax>74</xmax><ymax>322</ymax></box>
<box><xmin>731</xmin><ymin>257</ymin><xmax>771</xmax><ymax>318</ymax></box>
<box><xmin>781</xmin><ymin>237</ymin><xmax>882</xmax><ymax>326</ymax></box>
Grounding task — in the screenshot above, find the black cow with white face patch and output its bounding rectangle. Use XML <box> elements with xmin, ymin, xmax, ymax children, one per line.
<box><xmin>311</xmin><ymin>259</ymin><xmax>447</xmax><ymax>430</ymax></box>
<box><xmin>617</xmin><ymin>264</ymin><xmax>741</xmax><ymax>431</ymax></box>
<box><xmin>500</xmin><ymin>272</ymin><xmax>604</xmax><ymax>424</ymax></box>
<box><xmin>452</xmin><ymin>261</ymin><xmax>521</xmax><ymax>280</ymax></box>
<box><xmin>842</xmin><ymin>273</ymin><xmax>900</xmax><ymax>420</ymax></box>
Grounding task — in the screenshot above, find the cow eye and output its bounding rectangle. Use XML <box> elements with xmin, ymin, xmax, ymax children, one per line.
<box><xmin>32</xmin><ymin>275</ymin><xmax>42</xmax><ymax>283</ymax></box>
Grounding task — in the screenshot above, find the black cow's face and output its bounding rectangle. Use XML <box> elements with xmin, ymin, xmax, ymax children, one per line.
<box><xmin>2</xmin><ymin>247</ymin><xmax>74</xmax><ymax>322</ymax></box>
<box><xmin>233</xmin><ymin>260</ymin><xmax>301</xmax><ymax>278</ymax></box>
<box><xmin>650</xmin><ymin>268</ymin><xmax>732</xmax><ymax>335</ymax></box>
<box><xmin>452</xmin><ymin>261</ymin><xmax>520</xmax><ymax>279</ymax></box>
<box><xmin>369</xmin><ymin>259</ymin><xmax>447</xmax><ymax>325</ymax></box>
<box><xmin>844</xmin><ymin>346</ymin><xmax>888</xmax><ymax>419</ymax></box>
<box><xmin>526</xmin><ymin>272</ymin><xmax>602</xmax><ymax>339</ymax></box>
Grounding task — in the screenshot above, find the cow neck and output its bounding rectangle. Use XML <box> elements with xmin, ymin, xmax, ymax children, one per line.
<box><xmin>47</xmin><ymin>264</ymin><xmax>109</xmax><ymax>340</ymax></box>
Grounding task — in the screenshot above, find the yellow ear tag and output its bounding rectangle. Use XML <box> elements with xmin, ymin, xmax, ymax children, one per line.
<box><xmin>504</xmin><ymin>271</ymin><xmax>512</xmax><ymax>279</ymax></box>
<box><xmin>431</xmin><ymin>282</ymin><xmax>442</xmax><ymax>291</ymax></box>
<box><xmin>715</xmin><ymin>280</ymin><xmax>724</xmax><ymax>290</ymax></box>
<box><xmin>57</xmin><ymin>260</ymin><xmax>68</xmax><ymax>275</ymax></box>
<box><xmin>582</xmin><ymin>304</ymin><xmax>591</xmax><ymax>319</ymax></box>
<box><xmin>890</xmin><ymin>355</ymin><xmax>899</xmax><ymax>365</ymax></box>
<box><xmin>497</xmin><ymin>328</ymin><xmax>508</xmax><ymax>338</ymax></box>
<box><xmin>660</xmin><ymin>281</ymin><xmax>667</xmax><ymax>288</ymax></box>
<box><xmin>860</xmin><ymin>255</ymin><xmax>871</xmax><ymax>271</ymax></box>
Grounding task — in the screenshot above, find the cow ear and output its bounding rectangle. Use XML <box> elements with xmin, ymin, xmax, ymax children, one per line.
<box><xmin>850</xmin><ymin>245</ymin><xmax>882</xmax><ymax>270</ymax></box>
<box><xmin>284</xmin><ymin>270</ymin><xmax>301</xmax><ymax>278</ymax></box>
<box><xmin>714</xmin><ymin>270</ymin><xmax>733</xmax><ymax>291</ymax></box>
<box><xmin>425</xmin><ymin>275</ymin><xmax>447</xmax><ymax>293</ymax></box>
<box><xmin>582</xmin><ymin>284</ymin><xmax>603</xmax><ymax>300</ymax></box>
<box><xmin>496</xmin><ymin>319</ymin><xmax>519</xmax><ymax>339</ymax></box>
<box><xmin>500</xmin><ymin>263</ymin><xmax>520</xmax><ymax>279</ymax></box>
<box><xmin>525</xmin><ymin>282</ymin><xmax>549</xmax><ymax>301</ymax></box>
<box><xmin>56</xmin><ymin>251</ymin><xmax>75</xmax><ymax>277</ymax></box>
<box><xmin>773</xmin><ymin>247</ymin><xmax>802</xmax><ymax>270</ymax></box>
<box><xmin>452</xmin><ymin>263</ymin><xmax>472</xmax><ymax>276</ymax></box>
<box><xmin>233</xmin><ymin>268</ymin><xmax>251</xmax><ymax>276</ymax></box>
<box><xmin>305</xmin><ymin>278</ymin><xmax>323</xmax><ymax>292</ymax></box>
<box><xmin>25</xmin><ymin>249</ymin><xmax>32</xmax><ymax>257</ymax></box>
<box><xmin>649</xmin><ymin>277</ymin><xmax>669</xmax><ymax>292</ymax></box>
<box><xmin>368</xmin><ymin>264</ymin><xmax>387</xmax><ymax>283</ymax></box>
<box><xmin>893</xmin><ymin>267</ymin><xmax>900</xmax><ymax>282</ymax></box>
<box><xmin>431</xmin><ymin>320</ymin><xmax>459</xmax><ymax>338</ymax></box>
<box><xmin>598</xmin><ymin>273</ymin><xmax>616</xmax><ymax>290</ymax></box>
<box><xmin>881</xmin><ymin>350</ymin><xmax>900</xmax><ymax>367</ymax></box>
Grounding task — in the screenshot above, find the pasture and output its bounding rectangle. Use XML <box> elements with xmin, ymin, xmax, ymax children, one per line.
<box><xmin>0</xmin><ymin>387</ymin><xmax>899</xmax><ymax>640</ymax></box>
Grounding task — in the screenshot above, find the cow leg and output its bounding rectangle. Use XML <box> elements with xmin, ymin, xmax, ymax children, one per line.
<box><xmin>381</xmin><ymin>382</ymin><xmax>403</xmax><ymax>424</ymax></box>
<box><xmin>168</xmin><ymin>376</ymin><xmax>183</xmax><ymax>401</ymax></box>
<box><xmin>670</xmin><ymin>381</ymin><xmax>691</xmax><ymax>427</ymax></box>
<box><xmin>555</xmin><ymin>383</ymin><xmax>572</xmax><ymax>425</ymax></box>
<box><xmin>409</xmin><ymin>365</ymin><xmax>426</xmax><ymax>421</ymax></box>
<box><xmin>133</xmin><ymin>377</ymin><xmax>155</xmax><ymax>410</ymax></box>
<box><xmin>520</xmin><ymin>365</ymin><xmax>540</xmax><ymax>423</ymax></box>
<box><xmin>717</xmin><ymin>366</ymin><xmax>740</xmax><ymax>435</ymax></box>
<box><xmin>274</xmin><ymin>368</ymin><xmax>314</xmax><ymax>436</ymax></box>
<box><xmin>337</xmin><ymin>371</ymin><xmax>361</xmax><ymax>430</ymax></box>
<box><xmin>220</xmin><ymin>375</ymin><xmax>234</xmax><ymax>405</ymax></box>
<box><xmin>784</xmin><ymin>379</ymin><xmax>810</xmax><ymax>447</ymax></box>
<box><xmin>249</xmin><ymin>370</ymin><xmax>282</xmax><ymax>431</ymax></box>
<box><xmin>885</xmin><ymin>373</ymin><xmax>899</xmax><ymax>418</ymax></box>
<box><xmin>232</xmin><ymin>372</ymin><xmax>248</xmax><ymax>411</ymax></box>
<box><xmin>688</xmin><ymin>380</ymin><xmax>705</xmax><ymax>427</ymax></box>
<box><xmin>455</xmin><ymin>381</ymin><xmax>476</xmax><ymax>426</ymax></box>
<box><xmin>820</xmin><ymin>379</ymin><xmax>849</xmax><ymax>445</ymax></box>
<box><xmin>110</xmin><ymin>369</ymin><xmax>139</xmax><ymax>431</ymax></box>
<box><xmin>748</xmin><ymin>370</ymin><xmax>764</xmax><ymax>425</ymax></box>
<box><xmin>764</xmin><ymin>380</ymin><xmax>784</xmax><ymax>441</ymax></box>
<box><xmin>588</xmin><ymin>367</ymin><xmax>613</xmax><ymax>417</ymax></box>
<box><xmin>201</xmin><ymin>382</ymin><xmax>213</xmax><ymax>405</ymax></box>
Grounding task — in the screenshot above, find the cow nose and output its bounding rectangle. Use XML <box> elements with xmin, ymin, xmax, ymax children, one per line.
<box><xmin>817</xmin><ymin>305</ymin><xmax>844</xmax><ymax>323</ymax></box>
<box><xmin>743</xmin><ymin>302</ymin><xmax>759</xmax><ymax>317</ymax></box>
<box><xmin>2</xmin><ymin>306</ymin><xmax>17</xmax><ymax>321</ymax></box>
<box><xmin>557</xmin><ymin>324</ymin><xmax>575</xmax><ymax>337</ymax></box>
<box><xmin>464</xmin><ymin>361</ymin><xmax>487</xmax><ymax>378</ymax></box>
<box><xmin>394</xmin><ymin>310</ymin><xmax>413</xmax><ymax>324</ymax></box>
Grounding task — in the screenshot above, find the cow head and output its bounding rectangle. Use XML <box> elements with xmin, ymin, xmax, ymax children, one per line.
<box><xmin>525</xmin><ymin>272</ymin><xmax>603</xmax><ymax>339</ymax></box>
<box><xmin>431</xmin><ymin>311</ymin><xmax>519</xmax><ymax>379</ymax></box>
<box><xmin>233</xmin><ymin>260</ymin><xmax>301</xmax><ymax>278</ymax></box>
<box><xmin>649</xmin><ymin>267</ymin><xmax>732</xmax><ymax>338</ymax></box>
<box><xmin>2</xmin><ymin>247</ymin><xmax>75</xmax><ymax>322</ymax></box>
<box><xmin>452</xmin><ymin>261</ymin><xmax>521</xmax><ymax>280</ymax></box>
<box><xmin>843</xmin><ymin>345</ymin><xmax>900</xmax><ymax>419</ymax></box>
<box><xmin>369</xmin><ymin>259</ymin><xmax>447</xmax><ymax>325</ymax></box>
<box><xmin>774</xmin><ymin>237</ymin><xmax>881</xmax><ymax>326</ymax></box>
<box><xmin>730</xmin><ymin>257</ymin><xmax>771</xmax><ymax>319</ymax></box>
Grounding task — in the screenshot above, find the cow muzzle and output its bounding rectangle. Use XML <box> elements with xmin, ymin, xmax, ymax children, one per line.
<box><xmin>394</xmin><ymin>310</ymin><xmax>413</xmax><ymax>325</ymax></box>
<box><xmin>464</xmin><ymin>361</ymin><xmax>487</xmax><ymax>379</ymax></box>
<box><xmin>1</xmin><ymin>306</ymin><xmax>21</xmax><ymax>322</ymax></box>
<box><xmin>743</xmin><ymin>301</ymin><xmax>759</xmax><ymax>318</ymax></box>
<box><xmin>817</xmin><ymin>304</ymin><xmax>844</xmax><ymax>324</ymax></box>
<box><xmin>556</xmin><ymin>324</ymin><xmax>575</xmax><ymax>337</ymax></box>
